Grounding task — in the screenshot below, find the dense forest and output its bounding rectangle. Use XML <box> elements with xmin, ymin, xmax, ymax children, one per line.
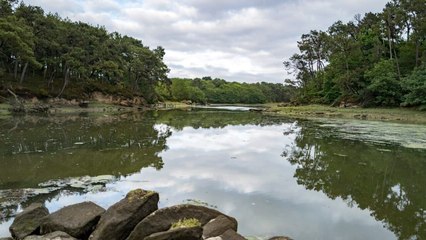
<box><xmin>156</xmin><ymin>77</ymin><xmax>295</xmax><ymax>104</ymax></box>
<box><xmin>0</xmin><ymin>0</ymin><xmax>294</xmax><ymax>105</ymax></box>
<box><xmin>0</xmin><ymin>0</ymin><xmax>169</xmax><ymax>103</ymax></box>
<box><xmin>2</xmin><ymin>0</ymin><xmax>425</xmax><ymax>107</ymax></box>
<box><xmin>285</xmin><ymin>0</ymin><xmax>426</xmax><ymax>108</ymax></box>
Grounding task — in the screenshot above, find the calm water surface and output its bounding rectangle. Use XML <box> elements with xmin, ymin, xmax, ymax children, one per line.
<box><xmin>0</xmin><ymin>109</ymin><xmax>425</xmax><ymax>239</ymax></box>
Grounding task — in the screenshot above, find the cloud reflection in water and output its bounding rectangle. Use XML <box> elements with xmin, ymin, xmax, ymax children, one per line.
<box><xmin>1</xmin><ymin>121</ymin><xmax>396</xmax><ymax>240</ymax></box>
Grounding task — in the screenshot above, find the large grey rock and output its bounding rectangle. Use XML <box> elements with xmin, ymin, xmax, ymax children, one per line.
<box><xmin>127</xmin><ymin>204</ymin><xmax>237</xmax><ymax>240</ymax></box>
<box><xmin>219</xmin><ymin>229</ymin><xmax>246</xmax><ymax>240</ymax></box>
<box><xmin>202</xmin><ymin>215</ymin><xmax>237</xmax><ymax>239</ymax></box>
<box><xmin>0</xmin><ymin>238</ymin><xmax>13</xmax><ymax>240</ymax></box>
<box><xmin>9</xmin><ymin>203</ymin><xmax>49</xmax><ymax>240</ymax></box>
<box><xmin>23</xmin><ymin>231</ymin><xmax>77</xmax><ymax>240</ymax></box>
<box><xmin>145</xmin><ymin>226</ymin><xmax>202</xmax><ymax>240</ymax></box>
<box><xmin>89</xmin><ymin>189</ymin><xmax>159</xmax><ymax>240</ymax></box>
<box><xmin>40</xmin><ymin>201</ymin><xmax>105</xmax><ymax>239</ymax></box>
<box><xmin>205</xmin><ymin>229</ymin><xmax>246</xmax><ymax>240</ymax></box>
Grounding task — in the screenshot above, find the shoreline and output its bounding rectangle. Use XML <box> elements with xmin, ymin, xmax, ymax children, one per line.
<box><xmin>2</xmin><ymin>100</ymin><xmax>426</xmax><ymax>125</ymax></box>
<box><xmin>3</xmin><ymin>189</ymin><xmax>292</xmax><ymax>240</ymax></box>
<box><xmin>263</xmin><ymin>104</ymin><xmax>426</xmax><ymax>124</ymax></box>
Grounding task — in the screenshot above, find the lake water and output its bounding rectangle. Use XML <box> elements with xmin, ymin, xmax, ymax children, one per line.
<box><xmin>0</xmin><ymin>109</ymin><xmax>425</xmax><ymax>239</ymax></box>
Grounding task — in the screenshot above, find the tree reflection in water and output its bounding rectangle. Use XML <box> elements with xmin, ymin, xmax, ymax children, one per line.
<box><xmin>1</xmin><ymin>110</ymin><xmax>425</xmax><ymax>240</ymax></box>
<box><xmin>283</xmin><ymin>120</ymin><xmax>426</xmax><ymax>239</ymax></box>
<box><xmin>0</xmin><ymin>112</ymin><xmax>171</xmax><ymax>222</ymax></box>
<box><xmin>0</xmin><ymin>109</ymin><xmax>273</xmax><ymax>223</ymax></box>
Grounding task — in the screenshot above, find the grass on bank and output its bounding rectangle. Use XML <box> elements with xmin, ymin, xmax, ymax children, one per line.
<box><xmin>265</xmin><ymin>104</ymin><xmax>426</xmax><ymax>124</ymax></box>
<box><xmin>153</xmin><ymin>101</ymin><xmax>426</xmax><ymax>124</ymax></box>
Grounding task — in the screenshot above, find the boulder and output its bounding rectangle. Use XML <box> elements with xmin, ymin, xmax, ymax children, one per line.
<box><xmin>89</xmin><ymin>189</ymin><xmax>159</xmax><ymax>240</ymax></box>
<box><xmin>144</xmin><ymin>226</ymin><xmax>202</xmax><ymax>240</ymax></box>
<box><xmin>204</xmin><ymin>229</ymin><xmax>246</xmax><ymax>240</ymax></box>
<box><xmin>127</xmin><ymin>204</ymin><xmax>237</xmax><ymax>240</ymax></box>
<box><xmin>23</xmin><ymin>231</ymin><xmax>77</xmax><ymax>240</ymax></box>
<box><xmin>9</xmin><ymin>203</ymin><xmax>49</xmax><ymax>240</ymax></box>
<box><xmin>40</xmin><ymin>201</ymin><xmax>105</xmax><ymax>239</ymax></box>
<box><xmin>219</xmin><ymin>229</ymin><xmax>246</xmax><ymax>240</ymax></box>
<box><xmin>202</xmin><ymin>215</ymin><xmax>237</xmax><ymax>239</ymax></box>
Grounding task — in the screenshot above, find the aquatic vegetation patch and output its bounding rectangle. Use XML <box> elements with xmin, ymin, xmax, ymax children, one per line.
<box><xmin>317</xmin><ymin>119</ymin><xmax>426</xmax><ymax>149</ymax></box>
<box><xmin>39</xmin><ymin>175</ymin><xmax>116</xmax><ymax>189</ymax></box>
<box><xmin>0</xmin><ymin>175</ymin><xmax>117</xmax><ymax>221</ymax></box>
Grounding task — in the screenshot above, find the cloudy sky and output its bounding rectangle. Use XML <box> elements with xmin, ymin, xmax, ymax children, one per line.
<box><xmin>24</xmin><ymin>0</ymin><xmax>389</xmax><ymax>83</ymax></box>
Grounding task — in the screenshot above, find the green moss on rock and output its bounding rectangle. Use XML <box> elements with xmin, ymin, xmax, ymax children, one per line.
<box><xmin>170</xmin><ymin>218</ymin><xmax>201</xmax><ymax>230</ymax></box>
<box><xmin>126</xmin><ymin>189</ymin><xmax>156</xmax><ymax>202</ymax></box>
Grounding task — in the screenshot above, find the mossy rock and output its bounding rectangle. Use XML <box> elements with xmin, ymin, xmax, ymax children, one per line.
<box><xmin>127</xmin><ymin>204</ymin><xmax>237</xmax><ymax>240</ymax></box>
<box><xmin>126</xmin><ymin>189</ymin><xmax>156</xmax><ymax>203</ymax></box>
<box><xmin>89</xmin><ymin>189</ymin><xmax>159</xmax><ymax>240</ymax></box>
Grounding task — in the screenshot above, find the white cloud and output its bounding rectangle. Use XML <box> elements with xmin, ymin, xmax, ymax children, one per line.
<box><xmin>85</xmin><ymin>0</ymin><xmax>121</xmax><ymax>13</ymax></box>
<box><xmin>23</xmin><ymin>0</ymin><xmax>389</xmax><ymax>83</ymax></box>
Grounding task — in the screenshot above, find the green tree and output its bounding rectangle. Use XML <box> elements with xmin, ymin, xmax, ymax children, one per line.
<box><xmin>401</xmin><ymin>67</ymin><xmax>426</xmax><ymax>107</ymax></box>
<box><xmin>0</xmin><ymin>15</ymin><xmax>41</xmax><ymax>82</ymax></box>
<box><xmin>0</xmin><ymin>0</ymin><xmax>18</xmax><ymax>17</ymax></box>
<box><xmin>365</xmin><ymin>59</ymin><xmax>402</xmax><ymax>106</ymax></box>
<box><xmin>283</xmin><ymin>1</ymin><xmax>426</xmax><ymax>108</ymax></box>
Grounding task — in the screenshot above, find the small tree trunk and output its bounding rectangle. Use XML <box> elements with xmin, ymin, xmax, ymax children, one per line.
<box><xmin>57</xmin><ymin>67</ymin><xmax>70</xmax><ymax>98</ymax></box>
<box><xmin>47</xmin><ymin>69</ymin><xmax>56</xmax><ymax>89</ymax></box>
<box><xmin>406</xmin><ymin>23</ymin><xmax>410</xmax><ymax>41</ymax></box>
<box><xmin>386</xmin><ymin>14</ymin><xmax>393</xmax><ymax>60</ymax></box>
<box><xmin>14</xmin><ymin>60</ymin><xmax>18</xmax><ymax>80</ymax></box>
<box><xmin>416</xmin><ymin>40</ymin><xmax>420</xmax><ymax>67</ymax></box>
<box><xmin>134</xmin><ymin>76</ymin><xmax>139</xmax><ymax>93</ymax></box>
<box><xmin>393</xmin><ymin>49</ymin><xmax>401</xmax><ymax>79</ymax></box>
<box><xmin>388</xmin><ymin>36</ymin><xmax>393</xmax><ymax>59</ymax></box>
<box><xmin>19</xmin><ymin>62</ymin><xmax>28</xmax><ymax>84</ymax></box>
<box><xmin>43</xmin><ymin>66</ymin><xmax>47</xmax><ymax>81</ymax></box>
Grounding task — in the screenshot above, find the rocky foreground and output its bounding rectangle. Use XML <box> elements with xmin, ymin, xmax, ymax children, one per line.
<box><xmin>1</xmin><ymin>189</ymin><xmax>291</xmax><ymax>240</ymax></box>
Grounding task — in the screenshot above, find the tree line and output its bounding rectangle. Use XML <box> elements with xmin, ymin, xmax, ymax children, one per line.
<box><xmin>284</xmin><ymin>0</ymin><xmax>426</xmax><ymax>109</ymax></box>
<box><xmin>0</xmin><ymin>0</ymin><xmax>294</xmax><ymax>105</ymax></box>
<box><xmin>157</xmin><ymin>77</ymin><xmax>295</xmax><ymax>104</ymax></box>
<box><xmin>0</xmin><ymin>0</ymin><xmax>169</xmax><ymax>103</ymax></box>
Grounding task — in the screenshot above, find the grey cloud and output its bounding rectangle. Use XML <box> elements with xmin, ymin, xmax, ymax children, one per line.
<box><xmin>85</xmin><ymin>0</ymin><xmax>121</xmax><ymax>13</ymax></box>
<box><xmin>183</xmin><ymin>0</ymin><xmax>289</xmax><ymax>19</ymax></box>
<box><xmin>23</xmin><ymin>0</ymin><xmax>389</xmax><ymax>83</ymax></box>
<box><xmin>167</xmin><ymin>63</ymin><xmax>283</xmax><ymax>83</ymax></box>
<box><xmin>23</xmin><ymin>0</ymin><xmax>84</xmax><ymax>14</ymax></box>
